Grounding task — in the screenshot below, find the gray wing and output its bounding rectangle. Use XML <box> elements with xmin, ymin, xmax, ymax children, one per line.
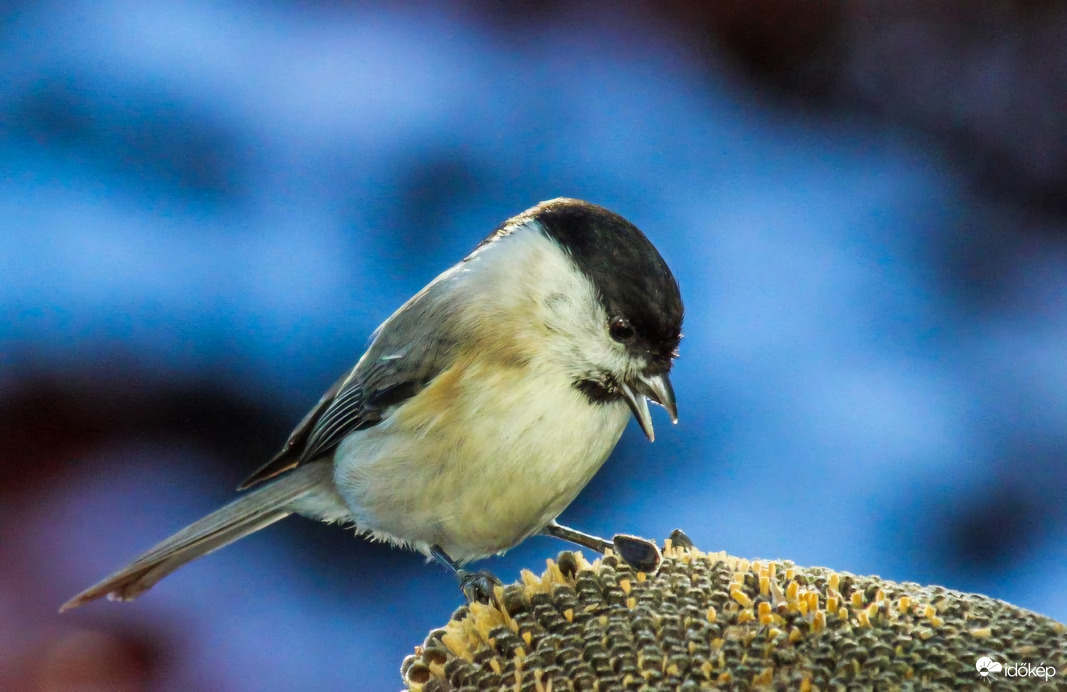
<box><xmin>238</xmin><ymin>285</ymin><xmax>461</xmax><ymax>489</ymax></box>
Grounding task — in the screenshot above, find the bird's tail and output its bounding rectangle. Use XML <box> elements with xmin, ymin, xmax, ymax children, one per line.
<box><xmin>60</xmin><ymin>461</ymin><xmax>333</xmax><ymax>612</ymax></box>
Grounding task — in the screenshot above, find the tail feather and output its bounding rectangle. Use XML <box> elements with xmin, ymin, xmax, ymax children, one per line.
<box><xmin>60</xmin><ymin>461</ymin><xmax>332</xmax><ymax>612</ymax></box>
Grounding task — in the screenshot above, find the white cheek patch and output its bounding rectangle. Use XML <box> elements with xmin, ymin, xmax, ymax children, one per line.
<box><xmin>450</xmin><ymin>221</ymin><xmax>637</xmax><ymax>385</ymax></box>
<box><xmin>542</xmin><ymin>292</ymin><xmax>571</xmax><ymax>316</ymax></box>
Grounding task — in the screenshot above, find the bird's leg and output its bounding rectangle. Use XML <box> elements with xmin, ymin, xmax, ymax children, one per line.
<box><xmin>429</xmin><ymin>544</ymin><xmax>501</xmax><ymax>604</ymax></box>
<box><xmin>541</xmin><ymin>521</ymin><xmax>662</xmax><ymax>573</ymax></box>
<box><xmin>540</xmin><ymin>521</ymin><xmax>613</xmax><ymax>552</ymax></box>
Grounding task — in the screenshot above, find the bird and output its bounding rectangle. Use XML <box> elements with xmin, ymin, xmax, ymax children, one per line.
<box><xmin>61</xmin><ymin>197</ymin><xmax>683</xmax><ymax>611</ymax></box>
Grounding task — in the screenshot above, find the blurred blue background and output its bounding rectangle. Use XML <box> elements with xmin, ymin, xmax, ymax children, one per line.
<box><xmin>3</xmin><ymin>1</ymin><xmax>1066</xmax><ymax>689</ymax></box>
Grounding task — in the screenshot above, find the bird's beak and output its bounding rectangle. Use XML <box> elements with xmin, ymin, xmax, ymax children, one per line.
<box><xmin>619</xmin><ymin>372</ymin><xmax>677</xmax><ymax>442</ymax></box>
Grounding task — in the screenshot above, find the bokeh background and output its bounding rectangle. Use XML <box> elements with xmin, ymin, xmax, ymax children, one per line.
<box><xmin>3</xmin><ymin>1</ymin><xmax>1066</xmax><ymax>689</ymax></box>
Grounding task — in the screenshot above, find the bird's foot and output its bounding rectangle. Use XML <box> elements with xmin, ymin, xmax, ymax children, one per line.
<box><xmin>457</xmin><ymin>569</ymin><xmax>502</xmax><ymax>604</ymax></box>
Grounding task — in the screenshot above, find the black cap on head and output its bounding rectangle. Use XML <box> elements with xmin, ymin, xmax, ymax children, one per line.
<box><xmin>526</xmin><ymin>198</ymin><xmax>683</xmax><ymax>371</ymax></box>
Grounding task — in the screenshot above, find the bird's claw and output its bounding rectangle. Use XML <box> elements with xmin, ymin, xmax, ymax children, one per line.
<box><xmin>458</xmin><ymin>569</ymin><xmax>502</xmax><ymax>604</ymax></box>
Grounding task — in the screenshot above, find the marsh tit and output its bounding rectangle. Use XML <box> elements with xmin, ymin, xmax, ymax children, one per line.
<box><xmin>62</xmin><ymin>198</ymin><xmax>683</xmax><ymax>610</ymax></box>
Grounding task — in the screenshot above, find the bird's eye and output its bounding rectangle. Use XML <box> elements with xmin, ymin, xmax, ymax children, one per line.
<box><xmin>609</xmin><ymin>317</ymin><xmax>635</xmax><ymax>343</ymax></box>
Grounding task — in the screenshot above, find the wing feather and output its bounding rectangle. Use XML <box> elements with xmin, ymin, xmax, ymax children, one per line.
<box><xmin>238</xmin><ymin>282</ymin><xmax>461</xmax><ymax>489</ymax></box>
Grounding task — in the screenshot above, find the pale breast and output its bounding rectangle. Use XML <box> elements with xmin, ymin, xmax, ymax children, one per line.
<box><xmin>331</xmin><ymin>355</ymin><xmax>630</xmax><ymax>563</ymax></box>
